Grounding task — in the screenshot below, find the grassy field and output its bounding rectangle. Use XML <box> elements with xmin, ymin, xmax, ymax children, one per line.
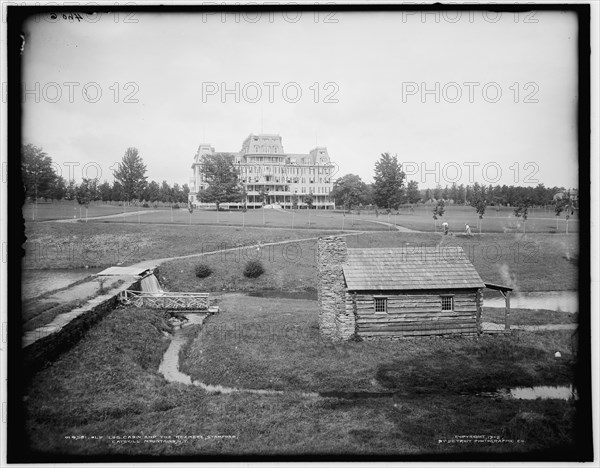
<box><xmin>22</xmin><ymin>200</ymin><xmax>170</xmax><ymax>222</ymax></box>
<box><xmin>22</xmin><ymin>221</ymin><xmax>345</xmax><ymax>270</ymax></box>
<box><xmin>183</xmin><ymin>295</ymin><xmax>576</xmax><ymax>393</ymax></box>
<box><xmin>19</xmin><ymin>202</ymin><xmax>586</xmax><ymax>460</ymax></box>
<box><xmin>23</xmin><ymin>202</ymin><xmax>580</xmax><ymax>234</ymax></box>
<box><xmin>22</xmin><ymin>305</ymin><xmax>580</xmax><ymax>459</ymax></box>
<box><xmin>160</xmin><ymin>230</ymin><xmax>578</xmax><ymax>294</ymax></box>
<box><xmin>91</xmin><ymin>207</ymin><xmax>385</xmax><ymax>231</ymax></box>
<box><xmin>355</xmin><ymin>205</ymin><xmax>579</xmax><ymax>234</ymax></box>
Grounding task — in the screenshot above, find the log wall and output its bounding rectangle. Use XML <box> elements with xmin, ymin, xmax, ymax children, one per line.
<box><xmin>351</xmin><ymin>289</ymin><xmax>479</xmax><ymax>339</ymax></box>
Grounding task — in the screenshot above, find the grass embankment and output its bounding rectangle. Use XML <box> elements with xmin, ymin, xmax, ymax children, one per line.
<box><xmin>23</xmin><ymin>303</ymin><xmax>579</xmax><ymax>458</ymax></box>
<box><xmin>160</xmin><ymin>231</ymin><xmax>578</xmax><ymax>293</ymax></box>
<box><xmin>182</xmin><ymin>296</ymin><xmax>576</xmax><ymax>394</ymax></box>
<box><xmin>22</xmin><ymin>279</ymin><xmax>125</xmax><ymax>331</ymax></box>
<box><xmin>23</xmin><ymin>222</ymin><xmax>344</xmax><ymax>270</ymax></box>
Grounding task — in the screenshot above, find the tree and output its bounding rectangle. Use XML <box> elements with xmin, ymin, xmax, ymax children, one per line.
<box><xmin>465</xmin><ymin>185</ymin><xmax>473</xmax><ymax>205</ymax></box>
<box><xmin>373</xmin><ymin>153</ymin><xmax>405</xmax><ymax>209</ymax></box>
<box><xmin>146</xmin><ymin>181</ymin><xmax>160</xmax><ymax>203</ymax></box>
<box><xmin>172</xmin><ymin>183</ymin><xmax>182</xmax><ymax>203</ymax></box>
<box><xmin>21</xmin><ymin>144</ymin><xmax>59</xmax><ymax>200</ymax></box>
<box><xmin>98</xmin><ymin>181</ymin><xmax>112</xmax><ymax>202</ymax></box>
<box><xmin>113</xmin><ymin>147</ymin><xmax>148</xmax><ymax>202</ymax></box>
<box><xmin>405</xmin><ymin>180</ymin><xmax>420</xmax><ymax>204</ymax></box>
<box><xmin>513</xmin><ymin>198</ymin><xmax>531</xmax><ymax>233</ymax></box>
<box><xmin>75</xmin><ymin>178</ymin><xmax>99</xmax><ymax>221</ymax></box>
<box><xmin>305</xmin><ymin>193</ymin><xmax>314</xmax><ymax>209</ymax></box>
<box><xmin>449</xmin><ymin>183</ymin><xmax>458</xmax><ymax>204</ymax></box>
<box><xmin>291</xmin><ymin>192</ymin><xmax>299</xmax><ymax>209</ymax></box>
<box><xmin>51</xmin><ymin>176</ymin><xmax>67</xmax><ymax>201</ymax></box>
<box><xmin>181</xmin><ymin>184</ymin><xmax>190</xmax><ymax>204</ymax></box>
<box><xmin>111</xmin><ymin>181</ymin><xmax>124</xmax><ymax>202</ymax></box>
<box><xmin>258</xmin><ymin>188</ymin><xmax>268</xmax><ymax>206</ymax></box>
<box><xmin>424</xmin><ymin>188</ymin><xmax>432</xmax><ymax>203</ymax></box>
<box><xmin>330</xmin><ymin>174</ymin><xmax>368</xmax><ymax>210</ymax></box>
<box><xmin>159</xmin><ymin>181</ymin><xmax>172</xmax><ymax>204</ymax></box>
<box><xmin>198</xmin><ymin>153</ymin><xmax>243</xmax><ymax>210</ymax></box>
<box><xmin>457</xmin><ymin>184</ymin><xmax>466</xmax><ymax>205</ymax></box>
<box><xmin>64</xmin><ymin>180</ymin><xmax>77</xmax><ymax>201</ymax></box>
<box><xmin>555</xmin><ymin>191</ymin><xmax>576</xmax><ymax>234</ymax></box>
<box><xmin>441</xmin><ymin>185</ymin><xmax>449</xmax><ymax>201</ymax></box>
<box><xmin>564</xmin><ymin>191</ymin><xmax>575</xmax><ymax>234</ymax></box>
<box><xmin>432</xmin><ymin>199</ymin><xmax>445</xmax><ymax>230</ymax></box>
<box><xmin>471</xmin><ymin>198</ymin><xmax>487</xmax><ymax>234</ymax></box>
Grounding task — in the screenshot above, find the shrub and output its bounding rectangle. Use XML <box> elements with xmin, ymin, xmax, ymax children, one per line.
<box><xmin>195</xmin><ymin>263</ymin><xmax>213</xmax><ymax>278</ymax></box>
<box><xmin>243</xmin><ymin>259</ymin><xmax>265</xmax><ymax>278</ymax></box>
<box><xmin>172</xmin><ymin>204</ymin><xmax>180</xmax><ymax>209</ymax></box>
<box><xmin>142</xmin><ymin>203</ymin><xmax>150</xmax><ymax>208</ymax></box>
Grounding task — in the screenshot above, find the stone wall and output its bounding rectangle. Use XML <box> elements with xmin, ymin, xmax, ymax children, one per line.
<box><xmin>22</xmin><ymin>274</ymin><xmax>147</xmax><ymax>379</ymax></box>
<box><xmin>317</xmin><ymin>236</ymin><xmax>355</xmax><ymax>340</ymax></box>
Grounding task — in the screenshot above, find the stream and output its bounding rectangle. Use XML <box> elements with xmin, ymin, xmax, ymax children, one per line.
<box><xmin>484</xmin><ymin>290</ymin><xmax>578</xmax><ymax>313</ymax></box>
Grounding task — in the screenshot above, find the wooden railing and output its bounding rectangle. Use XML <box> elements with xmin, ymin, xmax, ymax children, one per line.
<box><xmin>121</xmin><ymin>290</ymin><xmax>210</xmax><ymax>310</ymax></box>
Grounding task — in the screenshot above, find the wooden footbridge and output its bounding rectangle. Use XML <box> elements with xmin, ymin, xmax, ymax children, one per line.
<box><xmin>97</xmin><ymin>267</ymin><xmax>218</xmax><ymax>313</ymax></box>
<box><xmin>120</xmin><ymin>290</ymin><xmax>213</xmax><ymax>311</ymax></box>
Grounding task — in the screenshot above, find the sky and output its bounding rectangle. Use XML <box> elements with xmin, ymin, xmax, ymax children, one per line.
<box><xmin>21</xmin><ymin>8</ymin><xmax>579</xmax><ymax>189</ymax></box>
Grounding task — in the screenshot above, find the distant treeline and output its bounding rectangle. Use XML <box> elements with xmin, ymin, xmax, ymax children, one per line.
<box><xmin>21</xmin><ymin>144</ymin><xmax>189</xmax><ymax>205</ymax></box>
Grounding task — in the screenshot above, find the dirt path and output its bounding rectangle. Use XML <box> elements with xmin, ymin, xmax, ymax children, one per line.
<box><xmin>129</xmin><ymin>231</ymin><xmax>366</xmax><ymax>271</ymax></box>
<box><xmin>50</xmin><ymin>210</ymin><xmax>163</xmax><ymax>223</ymax></box>
<box><xmin>358</xmin><ymin>218</ymin><xmax>420</xmax><ymax>233</ymax></box>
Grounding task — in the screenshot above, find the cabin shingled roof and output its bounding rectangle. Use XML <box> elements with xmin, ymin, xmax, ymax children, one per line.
<box><xmin>342</xmin><ymin>247</ymin><xmax>485</xmax><ymax>291</ymax></box>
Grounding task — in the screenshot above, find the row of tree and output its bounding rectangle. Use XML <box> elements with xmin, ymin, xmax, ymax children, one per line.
<box><xmin>330</xmin><ymin>153</ymin><xmax>576</xmax><ymax>210</ymax></box>
<box><xmin>22</xmin><ymin>144</ymin><xmax>190</xmax><ymax>206</ymax></box>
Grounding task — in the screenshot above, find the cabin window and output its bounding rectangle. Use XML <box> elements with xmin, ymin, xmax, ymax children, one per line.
<box><xmin>441</xmin><ymin>296</ymin><xmax>454</xmax><ymax>311</ymax></box>
<box><xmin>374</xmin><ymin>297</ymin><xmax>387</xmax><ymax>313</ymax></box>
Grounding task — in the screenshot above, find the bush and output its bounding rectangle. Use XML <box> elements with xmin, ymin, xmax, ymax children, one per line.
<box><xmin>142</xmin><ymin>203</ymin><xmax>150</xmax><ymax>208</ymax></box>
<box><xmin>243</xmin><ymin>260</ymin><xmax>265</xmax><ymax>278</ymax></box>
<box><xmin>172</xmin><ymin>204</ymin><xmax>180</xmax><ymax>209</ymax></box>
<box><xmin>195</xmin><ymin>263</ymin><xmax>213</xmax><ymax>278</ymax></box>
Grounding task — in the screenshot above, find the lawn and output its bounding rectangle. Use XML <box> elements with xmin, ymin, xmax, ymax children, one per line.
<box><xmin>22</xmin><ymin>200</ymin><xmax>170</xmax><ymax>222</ymax></box>
<box><xmin>354</xmin><ymin>205</ymin><xmax>580</xmax><ymax>234</ymax></box>
<box><xmin>22</xmin><ymin>221</ymin><xmax>344</xmax><ymax>270</ymax></box>
<box><xmin>160</xmin><ymin>230</ymin><xmax>579</xmax><ymax>294</ymax></box>
<box><xmin>20</xmin><ymin>304</ymin><xmax>582</xmax><ymax>460</ymax></box>
<box><xmin>182</xmin><ymin>295</ymin><xmax>577</xmax><ymax>394</ymax></box>
<box><xmin>22</xmin><ymin>202</ymin><xmax>581</xmax><ymax>234</ymax></box>
<box><xmin>91</xmin><ymin>206</ymin><xmax>385</xmax><ymax>231</ymax></box>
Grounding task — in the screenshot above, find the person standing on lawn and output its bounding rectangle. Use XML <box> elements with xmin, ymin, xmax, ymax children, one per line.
<box><xmin>464</xmin><ymin>224</ymin><xmax>472</xmax><ymax>236</ymax></box>
<box><xmin>442</xmin><ymin>221</ymin><xmax>449</xmax><ymax>235</ymax></box>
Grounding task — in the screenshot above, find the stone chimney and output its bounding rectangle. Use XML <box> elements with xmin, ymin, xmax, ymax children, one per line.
<box><xmin>317</xmin><ymin>236</ymin><xmax>354</xmax><ymax>340</ymax></box>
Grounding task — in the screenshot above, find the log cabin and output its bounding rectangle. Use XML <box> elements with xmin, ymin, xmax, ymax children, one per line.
<box><xmin>316</xmin><ymin>236</ymin><xmax>488</xmax><ymax>340</ymax></box>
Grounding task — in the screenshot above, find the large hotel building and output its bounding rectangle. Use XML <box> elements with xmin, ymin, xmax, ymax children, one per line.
<box><xmin>189</xmin><ymin>134</ymin><xmax>335</xmax><ymax>209</ymax></box>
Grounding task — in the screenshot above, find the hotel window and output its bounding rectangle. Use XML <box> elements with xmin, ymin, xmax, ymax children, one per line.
<box><xmin>441</xmin><ymin>296</ymin><xmax>454</xmax><ymax>311</ymax></box>
<box><xmin>374</xmin><ymin>297</ymin><xmax>387</xmax><ymax>313</ymax></box>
